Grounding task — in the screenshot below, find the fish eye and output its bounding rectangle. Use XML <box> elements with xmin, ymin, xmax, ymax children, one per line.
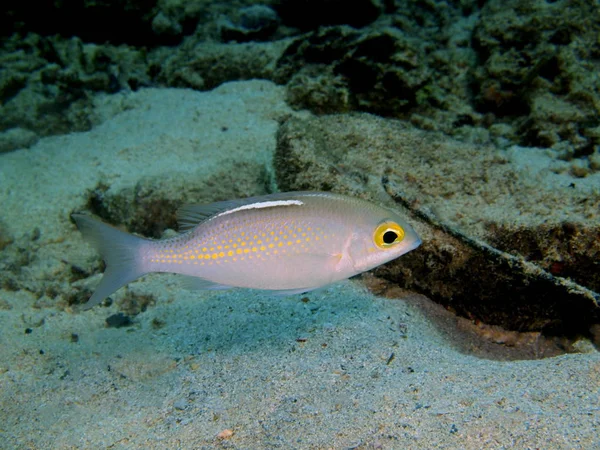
<box><xmin>383</xmin><ymin>230</ymin><xmax>398</xmax><ymax>244</ymax></box>
<box><xmin>374</xmin><ymin>222</ymin><xmax>405</xmax><ymax>249</ymax></box>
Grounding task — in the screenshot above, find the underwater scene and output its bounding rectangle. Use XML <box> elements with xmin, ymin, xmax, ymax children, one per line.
<box><xmin>0</xmin><ymin>0</ymin><xmax>599</xmax><ymax>448</ymax></box>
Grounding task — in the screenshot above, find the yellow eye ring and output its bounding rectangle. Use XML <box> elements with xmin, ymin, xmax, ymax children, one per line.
<box><xmin>374</xmin><ymin>222</ymin><xmax>405</xmax><ymax>248</ymax></box>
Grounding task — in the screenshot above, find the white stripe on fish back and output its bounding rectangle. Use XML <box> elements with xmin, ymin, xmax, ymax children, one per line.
<box><xmin>213</xmin><ymin>199</ymin><xmax>304</xmax><ymax>218</ymax></box>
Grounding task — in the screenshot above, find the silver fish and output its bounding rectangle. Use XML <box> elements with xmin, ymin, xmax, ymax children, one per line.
<box><xmin>72</xmin><ymin>191</ymin><xmax>421</xmax><ymax>309</ymax></box>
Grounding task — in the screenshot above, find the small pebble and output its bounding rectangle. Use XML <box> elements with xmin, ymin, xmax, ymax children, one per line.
<box><xmin>173</xmin><ymin>399</ymin><xmax>187</xmax><ymax>410</ymax></box>
<box><xmin>217</xmin><ymin>429</ymin><xmax>234</xmax><ymax>439</ymax></box>
<box><xmin>105</xmin><ymin>313</ymin><xmax>133</xmax><ymax>328</ymax></box>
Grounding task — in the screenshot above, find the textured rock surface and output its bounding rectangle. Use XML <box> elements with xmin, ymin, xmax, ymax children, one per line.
<box><xmin>86</xmin><ymin>165</ymin><xmax>272</xmax><ymax>239</ymax></box>
<box><xmin>2</xmin><ymin>0</ymin><xmax>598</xmax><ymax>167</ymax></box>
<box><xmin>1</xmin><ymin>0</ymin><xmax>261</xmax><ymax>45</ymax></box>
<box><xmin>219</xmin><ymin>4</ymin><xmax>281</xmax><ymax>42</ymax></box>
<box><xmin>0</xmin><ymin>34</ymin><xmax>150</xmax><ymax>150</ymax></box>
<box><xmin>274</xmin><ymin>113</ymin><xmax>600</xmax><ymax>335</ymax></box>
<box><xmin>472</xmin><ymin>0</ymin><xmax>600</xmax><ymax>167</ymax></box>
<box><xmin>274</xmin><ymin>0</ymin><xmax>385</xmax><ymax>29</ymax></box>
<box><xmin>274</xmin><ymin>24</ymin><xmax>468</xmax><ymax>121</ymax></box>
<box><xmin>154</xmin><ymin>39</ymin><xmax>289</xmax><ymax>91</ymax></box>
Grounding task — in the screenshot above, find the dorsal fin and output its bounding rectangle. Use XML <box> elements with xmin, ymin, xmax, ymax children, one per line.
<box><xmin>176</xmin><ymin>200</ymin><xmax>239</xmax><ymax>231</ymax></box>
<box><xmin>176</xmin><ymin>191</ymin><xmax>317</xmax><ymax>232</ymax></box>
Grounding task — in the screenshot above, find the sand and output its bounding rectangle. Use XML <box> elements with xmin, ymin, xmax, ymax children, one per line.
<box><xmin>0</xmin><ymin>80</ymin><xmax>598</xmax><ymax>449</ymax></box>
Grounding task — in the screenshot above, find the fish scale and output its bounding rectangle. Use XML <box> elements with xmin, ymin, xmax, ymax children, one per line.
<box><xmin>73</xmin><ymin>191</ymin><xmax>422</xmax><ymax>309</ymax></box>
<box><xmin>145</xmin><ymin>205</ymin><xmax>347</xmax><ymax>290</ymax></box>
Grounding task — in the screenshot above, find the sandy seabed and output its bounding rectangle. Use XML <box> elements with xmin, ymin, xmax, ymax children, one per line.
<box><xmin>0</xmin><ymin>81</ymin><xmax>598</xmax><ymax>449</ymax></box>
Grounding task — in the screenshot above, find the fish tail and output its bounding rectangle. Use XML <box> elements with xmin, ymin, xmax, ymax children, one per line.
<box><xmin>72</xmin><ymin>214</ymin><xmax>148</xmax><ymax>310</ymax></box>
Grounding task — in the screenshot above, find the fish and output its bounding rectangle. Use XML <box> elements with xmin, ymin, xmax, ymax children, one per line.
<box><xmin>72</xmin><ymin>191</ymin><xmax>422</xmax><ymax>309</ymax></box>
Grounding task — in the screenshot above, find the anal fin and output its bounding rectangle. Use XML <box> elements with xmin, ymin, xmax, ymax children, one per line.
<box><xmin>180</xmin><ymin>275</ymin><xmax>233</xmax><ymax>291</ymax></box>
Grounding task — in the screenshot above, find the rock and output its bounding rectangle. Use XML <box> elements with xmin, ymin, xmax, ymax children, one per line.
<box><xmin>152</xmin><ymin>12</ymin><xmax>183</xmax><ymax>38</ymax></box>
<box><xmin>0</xmin><ymin>34</ymin><xmax>149</xmax><ymax>139</ymax></box>
<box><xmin>0</xmin><ymin>222</ymin><xmax>12</xmax><ymax>251</ymax></box>
<box><xmin>105</xmin><ymin>313</ymin><xmax>133</xmax><ymax>328</ymax></box>
<box><xmin>0</xmin><ymin>128</ymin><xmax>39</xmax><ymax>153</ymax></box>
<box><xmin>472</xmin><ymin>0</ymin><xmax>600</xmax><ymax>165</ymax></box>
<box><xmin>220</xmin><ymin>5</ymin><xmax>281</xmax><ymax>42</ymax></box>
<box><xmin>173</xmin><ymin>398</ymin><xmax>188</xmax><ymax>410</ymax></box>
<box><xmin>157</xmin><ymin>40</ymin><xmax>288</xmax><ymax>91</ymax></box>
<box><xmin>1</xmin><ymin>0</ymin><xmax>157</xmax><ymax>45</ymax></box>
<box><xmin>85</xmin><ymin>163</ymin><xmax>272</xmax><ymax>238</ymax></box>
<box><xmin>275</xmin><ymin>0</ymin><xmax>384</xmax><ymax>29</ymax></box>
<box><xmin>275</xmin><ymin>26</ymin><xmax>433</xmax><ymax>115</ymax></box>
<box><xmin>274</xmin><ymin>113</ymin><xmax>600</xmax><ymax>335</ymax></box>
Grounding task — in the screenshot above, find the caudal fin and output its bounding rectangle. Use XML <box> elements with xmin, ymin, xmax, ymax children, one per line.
<box><xmin>72</xmin><ymin>214</ymin><xmax>148</xmax><ymax>309</ymax></box>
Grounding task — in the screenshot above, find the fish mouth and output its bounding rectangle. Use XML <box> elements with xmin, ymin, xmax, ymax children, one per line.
<box><xmin>409</xmin><ymin>237</ymin><xmax>423</xmax><ymax>251</ymax></box>
<box><xmin>398</xmin><ymin>236</ymin><xmax>422</xmax><ymax>257</ymax></box>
